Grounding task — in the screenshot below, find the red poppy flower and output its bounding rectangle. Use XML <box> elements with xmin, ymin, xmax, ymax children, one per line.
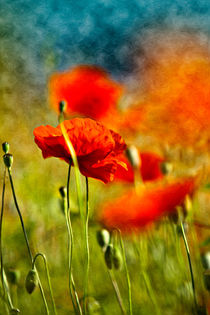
<box><xmin>33</xmin><ymin>118</ymin><xmax>127</xmax><ymax>183</ymax></box>
<box><xmin>100</xmin><ymin>177</ymin><xmax>196</xmax><ymax>232</ymax></box>
<box><xmin>114</xmin><ymin>151</ymin><xmax>164</xmax><ymax>183</ymax></box>
<box><xmin>49</xmin><ymin>65</ymin><xmax>123</xmax><ymax>120</ymax></box>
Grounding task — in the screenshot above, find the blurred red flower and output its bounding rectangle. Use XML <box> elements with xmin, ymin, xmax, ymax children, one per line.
<box><xmin>33</xmin><ymin>118</ymin><xmax>126</xmax><ymax>183</ymax></box>
<box><xmin>100</xmin><ymin>177</ymin><xmax>196</xmax><ymax>232</ymax></box>
<box><xmin>114</xmin><ymin>151</ymin><xmax>164</xmax><ymax>183</ymax></box>
<box><xmin>49</xmin><ymin>65</ymin><xmax>123</xmax><ymax>120</ymax></box>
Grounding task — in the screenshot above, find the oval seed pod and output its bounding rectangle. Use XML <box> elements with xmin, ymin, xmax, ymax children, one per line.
<box><xmin>104</xmin><ymin>244</ymin><xmax>113</xmax><ymax>269</ymax></box>
<box><xmin>2</xmin><ymin>142</ymin><xmax>9</xmax><ymax>154</ymax></box>
<box><xmin>160</xmin><ymin>162</ymin><xmax>173</xmax><ymax>175</ymax></box>
<box><xmin>96</xmin><ymin>229</ymin><xmax>110</xmax><ymax>248</ymax></box>
<box><xmin>3</xmin><ymin>153</ymin><xmax>13</xmax><ymax>169</ymax></box>
<box><xmin>126</xmin><ymin>145</ymin><xmax>141</xmax><ymax>169</ymax></box>
<box><xmin>25</xmin><ymin>269</ymin><xmax>38</xmax><ymax>294</ymax></box>
<box><xmin>113</xmin><ymin>247</ymin><xmax>122</xmax><ymax>270</ymax></box>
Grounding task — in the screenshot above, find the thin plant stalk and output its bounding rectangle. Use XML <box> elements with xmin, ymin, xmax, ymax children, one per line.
<box><xmin>119</xmin><ymin>231</ymin><xmax>133</xmax><ymax>315</ymax></box>
<box><xmin>108</xmin><ymin>269</ymin><xmax>126</xmax><ymax>315</ymax></box>
<box><xmin>66</xmin><ymin>162</ymin><xmax>83</xmax><ymax>315</ymax></box>
<box><xmin>83</xmin><ymin>177</ymin><xmax>90</xmax><ymax>315</ymax></box>
<box><xmin>180</xmin><ymin>221</ymin><xmax>197</xmax><ymax>311</ymax></box>
<box><xmin>0</xmin><ymin>169</ymin><xmax>6</xmax><ymax>299</ymax></box>
<box><xmin>7</xmin><ymin>168</ymin><xmax>49</xmax><ymax>314</ymax></box>
<box><xmin>0</xmin><ymin>169</ymin><xmax>14</xmax><ymax>312</ymax></box>
<box><xmin>32</xmin><ymin>253</ymin><xmax>57</xmax><ymax>315</ymax></box>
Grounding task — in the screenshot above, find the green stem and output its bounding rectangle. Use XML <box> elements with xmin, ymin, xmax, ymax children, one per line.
<box><xmin>180</xmin><ymin>221</ymin><xmax>197</xmax><ymax>312</ymax></box>
<box><xmin>32</xmin><ymin>253</ymin><xmax>57</xmax><ymax>315</ymax></box>
<box><xmin>7</xmin><ymin>168</ymin><xmax>49</xmax><ymax>315</ymax></box>
<box><xmin>0</xmin><ymin>169</ymin><xmax>6</xmax><ymax>299</ymax></box>
<box><xmin>119</xmin><ymin>232</ymin><xmax>133</xmax><ymax>315</ymax></box>
<box><xmin>108</xmin><ymin>269</ymin><xmax>126</xmax><ymax>315</ymax></box>
<box><xmin>66</xmin><ymin>162</ymin><xmax>83</xmax><ymax>315</ymax></box>
<box><xmin>83</xmin><ymin>177</ymin><xmax>90</xmax><ymax>315</ymax></box>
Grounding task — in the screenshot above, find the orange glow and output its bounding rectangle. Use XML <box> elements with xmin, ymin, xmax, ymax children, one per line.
<box><xmin>135</xmin><ymin>32</ymin><xmax>210</xmax><ymax>149</ymax></box>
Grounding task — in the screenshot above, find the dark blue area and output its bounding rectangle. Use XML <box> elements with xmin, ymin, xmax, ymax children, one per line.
<box><xmin>1</xmin><ymin>0</ymin><xmax>210</xmax><ymax>83</ymax></box>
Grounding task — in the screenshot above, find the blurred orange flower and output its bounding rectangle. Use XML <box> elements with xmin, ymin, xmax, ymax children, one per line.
<box><xmin>114</xmin><ymin>151</ymin><xmax>164</xmax><ymax>183</ymax></box>
<box><xmin>100</xmin><ymin>177</ymin><xmax>196</xmax><ymax>232</ymax></box>
<box><xmin>33</xmin><ymin>118</ymin><xmax>126</xmax><ymax>183</ymax></box>
<box><xmin>134</xmin><ymin>32</ymin><xmax>210</xmax><ymax>149</ymax></box>
<box><xmin>49</xmin><ymin>65</ymin><xmax>123</xmax><ymax>120</ymax></box>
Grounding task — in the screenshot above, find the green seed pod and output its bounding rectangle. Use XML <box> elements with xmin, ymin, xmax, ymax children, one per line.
<box><xmin>3</xmin><ymin>153</ymin><xmax>13</xmax><ymax>169</ymax></box>
<box><xmin>25</xmin><ymin>269</ymin><xmax>38</xmax><ymax>294</ymax></box>
<box><xmin>126</xmin><ymin>145</ymin><xmax>141</xmax><ymax>169</ymax></box>
<box><xmin>59</xmin><ymin>186</ymin><xmax>67</xmax><ymax>199</ymax></box>
<box><xmin>59</xmin><ymin>100</ymin><xmax>66</xmax><ymax>113</ymax></box>
<box><xmin>160</xmin><ymin>162</ymin><xmax>173</xmax><ymax>175</ymax></box>
<box><xmin>113</xmin><ymin>247</ymin><xmax>122</xmax><ymax>270</ymax></box>
<box><xmin>96</xmin><ymin>229</ymin><xmax>110</xmax><ymax>248</ymax></box>
<box><xmin>104</xmin><ymin>244</ymin><xmax>113</xmax><ymax>269</ymax></box>
<box><xmin>2</xmin><ymin>142</ymin><xmax>9</xmax><ymax>154</ymax></box>
<box><xmin>7</xmin><ymin>269</ymin><xmax>21</xmax><ymax>285</ymax></box>
<box><xmin>204</xmin><ymin>272</ymin><xmax>210</xmax><ymax>291</ymax></box>
<box><xmin>10</xmin><ymin>308</ymin><xmax>20</xmax><ymax>314</ymax></box>
<box><xmin>182</xmin><ymin>195</ymin><xmax>192</xmax><ymax>218</ymax></box>
<box><xmin>201</xmin><ymin>252</ymin><xmax>210</xmax><ymax>270</ymax></box>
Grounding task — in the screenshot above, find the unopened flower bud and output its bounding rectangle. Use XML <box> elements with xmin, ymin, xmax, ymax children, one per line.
<box><xmin>113</xmin><ymin>247</ymin><xmax>122</xmax><ymax>270</ymax></box>
<box><xmin>2</xmin><ymin>142</ymin><xmax>9</xmax><ymax>154</ymax></box>
<box><xmin>126</xmin><ymin>145</ymin><xmax>141</xmax><ymax>169</ymax></box>
<box><xmin>7</xmin><ymin>269</ymin><xmax>21</xmax><ymax>285</ymax></box>
<box><xmin>25</xmin><ymin>269</ymin><xmax>38</xmax><ymax>294</ymax></box>
<box><xmin>104</xmin><ymin>244</ymin><xmax>113</xmax><ymax>269</ymax></box>
<box><xmin>59</xmin><ymin>100</ymin><xmax>66</xmax><ymax>113</ymax></box>
<box><xmin>59</xmin><ymin>186</ymin><xmax>67</xmax><ymax>199</ymax></box>
<box><xmin>96</xmin><ymin>229</ymin><xmax>110</xmax><ymax>248</ymax></box>
<box><xmin>3</xmin><ymin>153</ymin><xmax>13</xmax><ymax>169</ymax></box>
<box><xmin>203</xmin><ymin>272</ymin><xmax>210</xmax><ymax>291</ymax></box>
<box><xmin>160</xmin><ymin>162</ymin><xmax>173</xmax><ymax>175</ymax></box>
<box><xmin>182</xmin><ymin>195</ymin><xmax>192</xmax><ymax>218</ymax></box>
<box><xmin>201</xmin><ymin>252</ymin><xmax>210</xmax><ymax>270</ymax></box>
<box><xmin>10</xmin><ymin>309</ymin><xmax>20</xmax><ymax>314</ymax></box>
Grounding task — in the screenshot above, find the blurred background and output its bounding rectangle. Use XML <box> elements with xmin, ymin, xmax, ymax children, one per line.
<box><xmin>0</xmin><ymin>0</ymin><xmax>210</xmax><ymax>314</ymax></box>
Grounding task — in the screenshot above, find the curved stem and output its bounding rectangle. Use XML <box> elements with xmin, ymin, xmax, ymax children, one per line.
<box><xmin>66</xmin><ymin>162</ymin><xmax>83</xmax><ymax>315</ymax></box>
<box><xmin>32</xmin><ymin>253</ymin><xmax>57</xmax><ymax>315</ymax></box>
<box><xmin>180</xmin><ymin>221</ymin><xmax>197</xmax><ymax>312</ymax></box>
<box><xmin>83</xmin><ymin>177</ymin><xmax>90</xmax><ymax>314</ymax></box>
<box><xmin>119</xmin><ymin>231</ymin><xmax>133</xmax><ymax>315</ymax></box>
<box><xmin>7</xmin><ymin>169</ymin><xmax>49</xmax><ymax>314</ymax></box>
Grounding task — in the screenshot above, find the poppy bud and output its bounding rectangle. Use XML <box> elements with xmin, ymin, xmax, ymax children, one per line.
<box><xmin>168</xmin><ymin>209</ymin><xmax>179</xmax><ymax>224</ymax></box>
<box><xmin>10</xmin><ymin>309</ymin><xmax>20</xmax><ymax>314</ymax></box>
<box><xmin>59</xmin><ymin>100</ymin><xmax>66</xmax><ymax>113</ymax></box>
<box><xmin>25</xmin><ymin>269</ymin><xmax>38</xmax><ymax>294</ymax></box>
<box><xmin>203</xmin><ymin>271</ymin><xmax>210</xmax><ymax>291</ymax></box>
<box><xmin>96</xmin><ymin>229</ymin><xmax>110</xmax><ymax>249</ymax></box>
<box><xmin>182</xmin><ymin>195</ymin><xmax>192</xmax><ymax>218</ymax></box>
<box><xmin>201</xmin><ymin>252</ymin><xmax>210</xmax><ymax>270</ymax></box>
<box><xmin>2</xmin><ymin>142</ymin><xmax>9</xmax><ymax>154</ymax></box>
<box><xmin>126</xmin><ymin>145</ymin><xmax>141</xmax><ymax>169</ymax></box>
<box><xmin>59</xmin><ymin>186</ymin><xmax>67</xmax><ymax>199</ymax></box>
<box><xmin>3</xmin><ymin>153</ymin><xmax>13</xmax><ymax>169</ymax></box>
<box><xmin>113</xmin><ymin>247</ymin><xmax>122</xmax><ymax>270</ymax></box>
<box><xmin>104</xmin><ymin>244</ymin><xmax>113</xmax><ymax>269</ymax></box>
<box><xmin>160</xmin><ymin>162</ymin><xmax>173</xmax><ymax>175</ymax></box>
<box><xmin>7</xmin><ymin>269</ymin><xmax>21</xmax><ymax>285</ymax></box>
